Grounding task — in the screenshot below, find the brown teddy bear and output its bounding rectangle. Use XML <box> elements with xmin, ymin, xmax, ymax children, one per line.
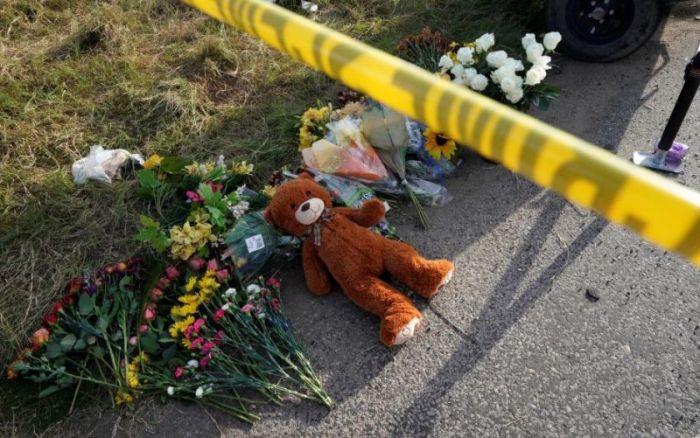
<box><xmin>264</xmin><ymin>175</ymin><xmax>454</xmax><ymax>346</ymax></box>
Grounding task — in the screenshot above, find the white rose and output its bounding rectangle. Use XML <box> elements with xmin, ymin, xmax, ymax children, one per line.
<box><xmin>224</xmin><ymin>288</ymin><xmax>236</xmax><ymax>297</ymax></box>
<box><xmin>469</xmin><ymin>74</ymin><xmax>489</xmax><ymax>91</ymax></box>
<box><xmin>525</xmin><ymin>64</ymin><xmax>547</xmax><ymax>86</ymax></box>
<box><xmin>246</xmin><ymin>284</ymin><xmax>261</xmax><ymax>294</ymax></box>
<box><xmin>486</xmin><ymin>50</ymin><xmax>508</xmax><ymax>68</ymax></box>
<box><xmin>463</xmin><ymin>67</ymin><xmax>478</xmax><ymax>83</ymax></box>
<box><xmin>187</xmin><ymin>359</ymin><xmax>199</xmax><ymax>369</ymax></box>
<box><xmin>500</xmin><ymin>74</ymin><xmax>523</xmax><ymax>94</ymax></box>
<box><xmin>526</xmin><ymin>43</ymin><xmax>545</xmax><ymax>64</ymax></box>
<box><xmin>502</xmin><ymin>58</ymin><xmax>525</xmax><ymax>72</ymax></box>
<box><xmin>543</xmin><ymin>32</ymin><xmax>562</xmax><ymax>51</ymax></box>
<box><xmin>167</xmin><ymin>386</ymin><xmax>175</xmax><ymax>396</ymax></box>
<box><xmin>490</xmin><ymin>65</ymin><xmax>515</xmax><ymax>84</ymax></box>
<box><xmin>506</xmin><ymin>87</ymin><xmax>524</xmax><ymax>104</ymax></box>
<box><xmin>452</xmin><ymin>77</ymin><xmax>465</xmax><ymax>86</ymax></box>
<box><xmin>534</xmin><ymin>55</ymin><xmax>553</xmax><ymax>70</ymax></box>
<box><xmin>474</xmin><ymin>33</ymin><xmax>495</xmax><ymax>53</ymax></box>
<box><xmin>450</xmin><ymin>64</ymin><xmax>465</xmax><ymax>78</ymax></box>
<box><xmin>438</xmin><ymin>55</ymin><xmax>454</xmax><ymax>70</ymax></box>
<box><xmin>222</xmin><ymin>303</ymin><xmax>231</xmax><ymax>311</ymax></box>
<box><xmin>456</xmin><ymin>47</ymin><xmax>474</xmax><ymax>65</ymax></box>
<box><xmin>195</xmin><ymin>386</ymin><xmax>204</xmax><ymax>399</ymax></box>
<box><xmin>521</xmin><ymin>33</ymin><xmax>537</xmax><ymax>50</ymax></box>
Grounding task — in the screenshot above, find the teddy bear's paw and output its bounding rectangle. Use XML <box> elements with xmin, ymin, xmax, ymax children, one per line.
<box><xmin>439</xmin><ymin>268</ymin><xmax>454</xmax><ymax>289</ymax></box>
<box><xmin>392</xmin><ymin>317</ymin><xmax>422</xmax><ymax>346</ymax></box>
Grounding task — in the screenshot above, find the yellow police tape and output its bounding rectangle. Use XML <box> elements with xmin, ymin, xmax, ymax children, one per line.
<box><xmin>184</xmin><ymin>0</ymin><xmax>700</xmax><ymax>266</ymax></box>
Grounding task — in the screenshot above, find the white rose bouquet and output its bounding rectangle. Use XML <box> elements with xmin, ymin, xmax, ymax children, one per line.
<box><xmin>437</xmin><ymin>32</ymin><xmax>562</xmax><ymax>111</ymax></box>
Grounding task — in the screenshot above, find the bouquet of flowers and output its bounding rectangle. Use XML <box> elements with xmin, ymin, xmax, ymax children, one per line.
<box><xmin>437</xmin><ymin>31</ymin><xmax>562</xmax><ymax>111</ymax></box>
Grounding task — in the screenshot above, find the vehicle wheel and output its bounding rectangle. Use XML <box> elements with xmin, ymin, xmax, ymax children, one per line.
<box><xmin>545</xmin><ymin>0</ymin><xmax>664</xmax><ymax>62</ymax></box>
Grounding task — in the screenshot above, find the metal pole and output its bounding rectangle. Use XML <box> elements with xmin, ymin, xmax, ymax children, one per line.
<box><xmin>657</xmin><ymin>41</ymin><xmax>700</xmax><ymax>152</ymax></box>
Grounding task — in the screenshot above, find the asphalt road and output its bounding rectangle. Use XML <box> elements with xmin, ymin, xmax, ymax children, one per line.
<box><xmin>69</xmin><ymin>3</ymin><xmax>700</xmax><ymax>437</ymax></box>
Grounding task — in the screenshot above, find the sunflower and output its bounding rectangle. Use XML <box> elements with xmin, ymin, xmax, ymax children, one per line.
<box><xmin>423</xmin><ymin>129</ymin><xmax>457</xmax><ymax>160</ymax></box>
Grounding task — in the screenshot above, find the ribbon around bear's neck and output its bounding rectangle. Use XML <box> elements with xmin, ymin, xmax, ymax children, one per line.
<box><xmin>305</xmin><ymin>208</ymin><xmax>332</xmax><ymax>246</ymax></box>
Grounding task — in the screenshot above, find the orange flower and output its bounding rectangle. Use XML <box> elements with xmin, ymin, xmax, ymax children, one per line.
<box><xmin>67</xmin><ymin>278</ymin><xmax>82</xmax><ymax>294</ymax></box>
<box><xmin>7</xmin><ymin>348</ymin><xmax>30</xmax><ymax>379</ymax></box>
<box><xmin>30</xmin><ymin>328</ymin><xmax>50</xmax><ymax>351</ymax></box>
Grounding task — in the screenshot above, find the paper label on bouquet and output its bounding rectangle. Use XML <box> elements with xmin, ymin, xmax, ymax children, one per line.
<box><xmin>245</xmin><ymin>235</ymin><xmax>265</xmax><ymax>253</ymax></box>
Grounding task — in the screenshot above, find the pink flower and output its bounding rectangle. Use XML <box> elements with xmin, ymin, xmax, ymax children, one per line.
<box><xmin>189</xmin><ymin>257</ymin><xmax>206</xmax><ymax>271</ymax></box>
<box><xmin>207</xmin><ymin>259</ymin><xmax>219</xmax><ymax>271</ymax></box>
<box><xmin>186</xmin><ymin>190</ymin><xmax>204</xmax><ymax>202</ymax></box>
<box><xmin>208</xmin><ymin>182</ymin><xmax>223</xmax><ymax>193</ymax></box>
<box><xmin>129</xmin><ymin>336</ymin><xmax>138</xmax><ymax>346</ymax></box>
<box><xmin>184</xmin><ymin>324</ymin><xmax>195</xmax><ymax>339</ymax></box>
<box><xmin>157</xmin><ymin>278</ymin><xmax>170</xmax><ymax>290</ymax></box>
<box><xmin>150</xmin><ymin>288</ymin><xmax>163</xmax><ymax>301</ymax></box>
<box><xmin>213</xmin><ymin>330</ymin><xmax>224</xmax><ymax>345</ymax></box>
<box><xmin>139</xmin><ymin>324</ymin><xmax>149</xmax><ymax>333</ymax></box>
<box><xmin>240</xmin><ymin>303</ymin><xmax>255</xmax><ymax>313</ymax></box>
<box><xmin>144</xmin><ymin>304</ymin><xmax>156</xmax><ymax>321</ymax></box>
<box><xmin>266</xmin><ymin>277</ymin><xmax>281</xmax><ymax>288</ymax></box>
<box><xmin>271</xmin><ymin>298</ymin><xmax>281</xmax><ymax>311</ymax></box>
<box><xmin>215</xmin><ymin>269</ymin><xmax>229</xmax><ymax>282</ymax></box>
<box><xmin>174</xmin><ymin>366</ymin><xmax>184</xmax><ymax>379</ymax></box>
<box><xmin>189</xmin><ymin>337</ymin><xmax>203</xmax><ymax>350</ymax></box>
<box><xmin>202</xmin><ymin>341</ymin><xmax>215</xmax><ymax>354</ymax></box>
<box><xmin>199</xmin><ymin>353</ymin><xmax>212</xmax><ymax>369</ymax></box>
<box><xmin>165</xmin><ymin>265</ymin><xmax>180</xmax><ymax>280</ymax></box>
<box><xmin>193</xmin><ymin>318</ymin><xmax>206</xmax><ymax>333</ymax></box>
<box><xmin>214</xmin><ymin>309</ymin><xmax>225</xmax><ymax>321</ymax></box>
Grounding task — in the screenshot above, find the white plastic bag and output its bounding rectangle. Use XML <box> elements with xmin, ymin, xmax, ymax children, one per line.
<box><xmin>71</xmin><ymin>145</ymin><xmax>144</xmax><ymax>185</ymax></box>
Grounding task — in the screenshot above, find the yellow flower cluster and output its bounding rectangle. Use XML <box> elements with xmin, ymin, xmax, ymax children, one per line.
<box><xmin>232</xmin><ymin>161</ymin><xmax>254</xmax><ymax>176</ymax></box>
<box><xmin>169</xmin><ymin>216</ymin><xmax>215</xmax><ymax>261</ymax></box>
<box><xmin>115</xmin><ymin>390</ymin><xmax>134</xmax><ymax>405</ymax></box>
<box><xmin>126</xmin><ymin>352</ymin><xmax>150</xmax><ymax>389</ymax></box>
<box><xmin>261</xmin><ymin>185</ymin><xmax>277</xmax><ymax>199</ymax></box>
<box><xmin>168</xmin><ymin>270</ymin><xmax>221</xmax><ymax>342</ymax></box>
<box><xmin>143</xmin><ymin>154</ymin><xmax>162</xmax><ymax>170</ymax></box>
<box><xmin>299</xmin><ymin>105</ymin><xmax>332</xmax><ymax>150</ymax></box>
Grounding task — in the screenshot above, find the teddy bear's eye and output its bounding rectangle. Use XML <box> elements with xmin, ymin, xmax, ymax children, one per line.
<box><xmin>305</xmin><ymin>191</ymin><xmax>312</xmax><ymax>197</ymax></box>
<box><xmin>290</xmin><ymin>203</ymin><xmax>297</xmax><ymax>211</ymax></box>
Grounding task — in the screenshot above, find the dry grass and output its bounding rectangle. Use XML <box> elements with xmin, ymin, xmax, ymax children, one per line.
<box><xmin>0</xmin><ymin>0</ymin><xmax>534</xmax><ymax>433</ymax></box>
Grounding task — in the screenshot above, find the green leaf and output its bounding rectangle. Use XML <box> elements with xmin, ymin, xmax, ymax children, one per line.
<box><xmin>162</xmin><ymin>344</ymin><xmax>177</xmax><ymax>362</ymax></box>
<box><xmin>90</xmin><ymin>346</ymin><xmax>104</xmax><ymax>359</ymax></box>
<box><xmin>158</xmin><ymin>337</ymin><xmax>176</xmax><ymax>343</ymax></box>
<box><xmin>44</xmin><ymin>343</ymin><xmax>61</xmax><ymax>358</ymax></box>
<box><xmin>206</xmin><ymin>206</ymin><xmax>225</xmax><ymax>229</ymax></box>
<box><xmin>39</xmin><ymin>385</ymin><xmax>61</xmax><ymax>398</ymax></box>
<box><xmin>139</xmin><ymin>215</ymin><xmax>159</xmax><ymax>228</ymax></box>
<box><xmin>160</xmin><ymin>156</ymin><xmax>191</xmax><ymax>174</ymax></box>
<box><xmin>86</xmin><ymin>335</ymin><xmax>97</xmax><ymax>345</ymax></box>
<box><xmin>198</xmin><ymin>183</ymin><xmax>218</xmax><ymax>206</ymax></box>
<box><xmin>136</xmin><ymin>169</ymin><xmax>161</xmax><ymax>190</ymax></box>
<box><xmin>96</xmin><ymin>316</ymin><xmax>109</xmax><ymax>333</ymax></box>
<box><xmin>74</xmin><ymin>339</ymin><xmax>86</xmax><ymax>351</ymax></box>
<box><xmin>60</xmin><ymin>334</ymin><xmax>77</xmax><ymax>351</ymax></box>
<box><xmin>78</xmin><ymin>293</ymin><xmax>94</xmax><ymax>315</ymax></box>
<box><xmin>140</xmin><ymin>334</ymin><xmax>159</xmax><ymax>354</ymax></box>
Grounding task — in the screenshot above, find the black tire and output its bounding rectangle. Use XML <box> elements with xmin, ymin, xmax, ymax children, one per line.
<box><xmin>545</xmin><ymin>0</ymin><xmax>664</xmax><ymax>62</ymax></box>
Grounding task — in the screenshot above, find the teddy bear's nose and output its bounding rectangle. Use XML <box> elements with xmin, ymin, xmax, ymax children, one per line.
<box><xmin>301</xmin><ymin>202</ymin><xmax>310</xmax><ymax>212</ymax></box>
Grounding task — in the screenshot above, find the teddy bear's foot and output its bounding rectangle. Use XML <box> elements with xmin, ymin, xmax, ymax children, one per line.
<box><xmin>392</xmin><ymin>317</ymin><xmax>422</xmax><ymax>346</ymax></box>
<box><xmin>411</xmin><ymin>260</ymin><xmax>455</xmax><ymax>299</ymax></box>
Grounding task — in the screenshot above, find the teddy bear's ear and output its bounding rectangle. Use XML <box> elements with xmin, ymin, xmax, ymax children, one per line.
<box><xmin>263</xmin><ymin>208</ymin><xmax>275</xmax><ymax>225</ymax></box>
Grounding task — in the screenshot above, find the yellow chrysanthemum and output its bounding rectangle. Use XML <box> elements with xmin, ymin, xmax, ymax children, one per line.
<box><xmin>182</xmin><ymin>337</ymin><xmax>192</xmax><ymax>348</ymax></box>
<box><xmin>178</xmin><ymin>293</ymin><xmax>199</xmax><ymax>304</ymax></box>
<box><xmin>127</xmin><ymin>362</ymin><xmax>140</xmax><ymax>388</ymax></box>
<box><xmin>262</xmin><ymin>185</ymin><xmax>277</xmax><ymax>199</ymax></box>
<box><xmin>184</xmin><ymin>162</ymin><xmax>200</xmax><ymax>175</ymax></box>
<box><xmin>168</xmin><ymin>315</ymin><xmax>195</xmax><ymax>338</ymax></box>
<box><xmin>115</xmin><ymin>390</ymin><xmax>134</xmax><ymax>405</ymax></box>
<box><xmin>169</xmin><ymin>221</ymin><xmax>215</xmax><ymax>261</ymax></box>
<box><xmin>171</xmin><ymin>302</ymin><xmax>198</xmax><ymax>318</ymax></box>
<box><xmin>143</xmin><ymin>154</ymin><xmax>162</xmax><ymax>170</ymax></box>
<box><xmin>184</xmin><ymin>277</ymin><xmax>197</xmax><ymax>292</ymax></box>
<box><xmin>232</xmin><ymin>161</ymin><xmax>254</xmax><ymax>176</ymax></box>
<box><xmin>423</xmin><ymin>129</ymin><xmax>458</xmax><ymax>160</ymax></box>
